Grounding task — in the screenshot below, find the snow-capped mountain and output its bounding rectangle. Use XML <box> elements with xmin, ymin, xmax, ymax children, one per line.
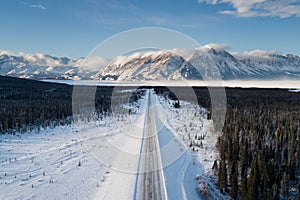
<box><xmin>96</xmin><ymin>51</ymin><xmax>196</xmax><ymax>81</ymax></box>
<box><xmin>97</xmin><ymin>48</ymin><xmax>300</xmax><ymax>80</ymax></box>
<box><xmin>1</xmin><ymin>47</ymin><xmax>300</xmax><ymax>81</ymax></box>
<box><xmin>0</xmin><ymin>52</ymin><xmax>109</xmax><ymax>80</ymax></box>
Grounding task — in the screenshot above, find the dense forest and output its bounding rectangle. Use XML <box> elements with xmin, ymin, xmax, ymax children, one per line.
<box><xmin>0</xmin><ymin>76</ymin><xmax>142</xmax><ymax>134</ymax></box>
<box><xmin>218</xmin><ymin>88</ymin><xmax>300</xmax><ymax>200</ymax></box>
<box><xmin>155</xmin><ymin>86</ymin><xmax>300</xmax><ymax>200</ymax></box>
<box><xmin>0</xmin><ymin>76</ymin><xmax>73</xmax><ymax>133</ymax></box>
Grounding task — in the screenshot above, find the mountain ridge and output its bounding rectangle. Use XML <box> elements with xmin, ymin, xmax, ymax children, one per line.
<box><xmin>1</xmin><ymin>47</ymin><xmax>299</xmax><ymax>81</ymax></box>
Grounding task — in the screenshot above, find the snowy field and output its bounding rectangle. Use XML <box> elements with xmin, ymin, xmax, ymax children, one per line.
<box><xmin>0</xmin><ymin>117</ymin><xmax>148</xmax><ymax>200</ymax></box>
<box><xmin>0</xmin><ymin>122</ymin><xmax>110</xmax><ymax>199</ymax></box>
<box><xmin>0</xmin><ymin>95</ymin><xmax>145</xmax><ymax>200</ymax></box>
<box><xmin>0</xmin><ymin>89</ymin><xmax>226</xmax><ymax>199</ymax></box>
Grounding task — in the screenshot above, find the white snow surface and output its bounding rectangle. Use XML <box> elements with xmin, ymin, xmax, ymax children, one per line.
<box><xmin>156</xmin><ymin>94</ymin><xmax>226</xmax><ymax>199</ymax></box>
<box><xmin>0</xmin><ymin>123</ymin><xmax>107</xmax><ymax>200</ymax></box>
<box><xmin>0</xmin><ymin>95</ymin><xmax>146</xmax><ymax>200</ymax></box>
<box><xmin>0</xmin><ymin>90</ymin><xmax>226</xmax><ymax>199</ymax></box>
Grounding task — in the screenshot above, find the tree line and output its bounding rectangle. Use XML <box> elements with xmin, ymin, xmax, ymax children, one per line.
<box><xmin>154</xmin><ymin>86</ymin><xmax>300</xmax><ymax>199</ymax></box>
<box><xmin>0</xmin><ymin>76</ymin><xmax>143</xmax><ymax>134</ymax></box>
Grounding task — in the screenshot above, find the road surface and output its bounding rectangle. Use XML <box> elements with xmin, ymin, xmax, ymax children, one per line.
<box><xmin>136</xmin><ymin>91</ymin><xmax>167</xmax><ymax>200</ymax></box>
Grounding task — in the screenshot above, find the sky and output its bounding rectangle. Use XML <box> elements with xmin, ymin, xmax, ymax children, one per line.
<box><xmin>1</xmin><ymin>0</ymin><xmax>300</xmax><ymax>58</ymax></box>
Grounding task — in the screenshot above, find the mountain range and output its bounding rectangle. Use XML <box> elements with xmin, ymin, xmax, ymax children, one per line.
<box><xmin>1</xmin><ymin>46</ymin><xmax>299</xmax><ymax>81</ymax></box>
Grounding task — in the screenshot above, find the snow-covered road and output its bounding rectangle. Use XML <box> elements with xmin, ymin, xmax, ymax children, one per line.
<box><xmin>135</xmin><ymin>91</ymin><xmax>167</xmax><ymax>200</ymax></box>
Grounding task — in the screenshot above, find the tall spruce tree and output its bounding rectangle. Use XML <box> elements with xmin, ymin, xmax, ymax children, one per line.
<box><xmin>230</xmin><ymin>161</ymin><xmax>239</xmax><ymax>199</ymax></box>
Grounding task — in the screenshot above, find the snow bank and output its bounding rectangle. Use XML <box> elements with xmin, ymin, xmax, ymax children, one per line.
<box><xmin>155</xmin><ymin>93</ymin><xmax>226</xmax><ymax>199</ymax></box>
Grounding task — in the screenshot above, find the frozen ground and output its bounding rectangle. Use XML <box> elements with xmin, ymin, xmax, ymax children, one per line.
<box><xmin>1</xmin><ymin>89</ymin><xmax>225</xmax><ymax>199</ymax></box>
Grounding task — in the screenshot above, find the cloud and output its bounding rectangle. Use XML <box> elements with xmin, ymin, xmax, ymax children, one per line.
<box><xmin>0</xmin><ymin>49</ymin><xmax>29</xmax><ymax>57</ymax></box>
<box><xmin>30</xmin><ymin>4</ymin><xmax>46</xmax><ymax>10</ymax></box>
<box><xmin>21</xmin><ymin>2</ymin><xmax>46</xmax><ymax>10</ymax></box>
<box><xmin>232</xmin><ymin>49</ymin><xmax>278</xmax><ymax>59</ymax></box>
<box><xmin>0</xmin><ymin>50</ymin><xmax>14</xmax><ymax>56</ymax></box>
<box><xmin>71</xmin><ymin>56</ymin><xmax>111</xmax><ymax>71</ymax></box>
<box><xmin>197</xmin><ymin>0</ymin><xmax>300</xmax><ymax>18</ymax></box>
<box><xmin>202</xmin><ymin>43</ymin><xmax>231</xmax><ymax>51</ymax></box>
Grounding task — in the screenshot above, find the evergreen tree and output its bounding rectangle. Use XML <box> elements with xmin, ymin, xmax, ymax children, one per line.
<box><xmin>230</xmin><ymin>161</ymin><xmax>238</xmax><ymax>199</ymax></box>
<box><xmin>240</xmin><ymin>140</ymin><xmax>248</xmax><ymax>199</ymax></box>
<box><xmin>261</xmin><ymin>157</ymin><xmax>269</xmax><ymax>200</ymax></box>
<box><xmin>218</xmin><ymin>141</ymin><xmax>228</xmax><ymax>194</ymax></box>
<box><xmin>247</xmin><ymin>157</ymin><xmax>260</xmax><ymax>200</ymax></box>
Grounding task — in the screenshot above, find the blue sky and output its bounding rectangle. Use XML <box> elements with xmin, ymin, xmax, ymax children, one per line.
<box><xmin>1</xmin><ymin>0</ymin><xmax>300</xmax><ymax>58</ymax></box>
